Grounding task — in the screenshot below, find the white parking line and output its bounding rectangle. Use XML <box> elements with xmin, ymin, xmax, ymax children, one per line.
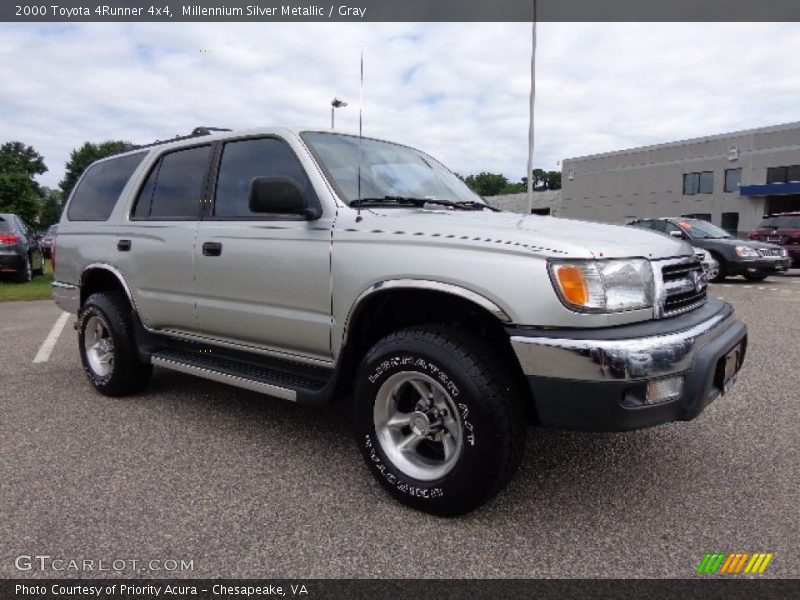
<box><xmin>33</xmin><ymin>312</ymin><xmax>71</xmax><ymax>363</ymax></box>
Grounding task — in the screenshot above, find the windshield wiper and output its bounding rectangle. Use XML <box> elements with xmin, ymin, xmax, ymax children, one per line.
<box><xmin>350</xmin><ymin>196</ymin><xmax>499</xmax><ymax>211</ymax></box>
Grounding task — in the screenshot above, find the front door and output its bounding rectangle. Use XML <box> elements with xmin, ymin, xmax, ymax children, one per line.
<box><xmin>194</xmin><ymin>136</ymin><xmax>333</xmax><ymax>362</ymax></box>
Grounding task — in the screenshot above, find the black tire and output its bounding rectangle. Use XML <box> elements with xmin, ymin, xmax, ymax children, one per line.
<box><xmin>709</xmin><ymin>253</ymin><xmax>727</xmax><ymax>283</ymax></box>
<box><xmin>743</xmin><ymin>271</ymin><xmax>768</xmax><ymax>282</ymax></box>
<box><xmin>78</xmin><ymin>292</ymin><xmax>152</xmax><ymax>396</ymax></box>
<box><xmin>14</xmin><ymin>255</ymin><xmax>32</xmax><ymax>283</ymax></box>
<box><xmin>353</xmin><ymin>326</ymin><xmax>526</xmax><ymax>516</ymax></box>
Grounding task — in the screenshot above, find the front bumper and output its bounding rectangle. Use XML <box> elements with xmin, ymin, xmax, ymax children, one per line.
<box><xmin>508</xmin><ymin>298</ymin><xmax>747</xmax><ymax>431</ymax></box>
<box><xmin>729</xmin><ymin>257</ymin><xmax>792</xmax><ymax>274</ymax></box>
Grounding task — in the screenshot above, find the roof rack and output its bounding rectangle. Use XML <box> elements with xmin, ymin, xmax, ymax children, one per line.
<box><xmin>132</xmin><ymin>126</ymin><xmax>233</xmax><ymax>150</ymax></box>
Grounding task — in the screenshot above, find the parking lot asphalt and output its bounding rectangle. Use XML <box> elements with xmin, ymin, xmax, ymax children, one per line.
<box><xmin>1</xmin><ymin>273</ymin><xmax>798</xmax><ymax>579</ymax></box>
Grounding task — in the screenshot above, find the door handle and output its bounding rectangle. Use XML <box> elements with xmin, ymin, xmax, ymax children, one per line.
<box><xmin>202</xmin><ymin>242</ymin><xmax>223</xmax><ymax>257</ymax></box>
<box><xmin>117</xmin><ymin>239</ymin><xmax>132</xmax><ymax>252</ymax></box>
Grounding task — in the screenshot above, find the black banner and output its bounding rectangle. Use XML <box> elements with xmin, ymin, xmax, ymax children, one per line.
<box><xmin>4</xmin><ymin>0</ymin><xmax>800</xmax><ymax>22</ymax></box>
<box><xmin>3</xmin><ymin>579</ymin><xmax>800</xmax><ymax>600</ymax></box>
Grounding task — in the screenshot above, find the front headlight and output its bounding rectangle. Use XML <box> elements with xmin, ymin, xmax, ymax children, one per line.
<box><xmin>735</xmin><ymin>246</ymin><xmax>760</xmax><ymax>258</ymax></box>
<box><xmin>549</xmin><ymin>259</ymin><xmax>654</xmax><ymax>313</ymax></box>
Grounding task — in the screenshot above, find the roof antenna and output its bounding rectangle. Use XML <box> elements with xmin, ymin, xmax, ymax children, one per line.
<box><xmin>526</xmin><ymin>0</ymin><xmax>537</xmax><ymax>215</ymax></box>
<box><xmin>356</xmin><ymin>45</ymin><xmax>365</xmax><ymax>222</ymax></box>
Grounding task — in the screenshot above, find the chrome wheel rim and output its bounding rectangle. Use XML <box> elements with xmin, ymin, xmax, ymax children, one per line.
<box><xmin>84</xmin><ymin>315</ymin><xmax>114</xmax><ymax>377</ymax></box>
<box><xmin>373</xmin><ymin>371</ymin><xmax>463</xmax><ymax>481</ymax></box>
<box><xmin>706</xmin><ymin>259</ymin><xmax>720</xmax><ymax>282</ymax></box>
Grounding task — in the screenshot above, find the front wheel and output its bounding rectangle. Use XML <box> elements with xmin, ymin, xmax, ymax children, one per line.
<box><xmin>78</xmin><ymin>292</ymin><xmax>152</xmax><ymax>396</ymax></box>
<box><xmin>353</xmin><ymin>326</ymin><xmax>525</xmax><ymax>516</ymax></box>
<box><xmin>743</xmin><ymin>271</ymin><xmax>769</xmax><ymax>282</ymax></box>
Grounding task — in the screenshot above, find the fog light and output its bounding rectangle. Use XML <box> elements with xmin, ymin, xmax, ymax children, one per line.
<box><xmin>646</xmin><ymin>376</ymin><xmax>684</xmax><ymax>404</ymax></box>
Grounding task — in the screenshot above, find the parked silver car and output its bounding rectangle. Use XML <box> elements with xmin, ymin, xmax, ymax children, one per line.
<box><xmin>53</xmin><ymin>127</ymin><xmax>747</xmax><ymax>515</ymax></box>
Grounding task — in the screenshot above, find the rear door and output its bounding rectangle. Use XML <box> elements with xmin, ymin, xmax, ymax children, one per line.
<box><xmin>193</xmin><ymin>135</ymin><xmax>333</xmax><ymax>361</ymax></box>
<box><xmin>116</xmin><ymin>144</ymin><xmax>213</xmax><ymax>332</ymax></box>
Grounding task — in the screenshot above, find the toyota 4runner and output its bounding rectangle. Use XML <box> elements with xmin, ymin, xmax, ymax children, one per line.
<box><xmin>53</xmin><ymin>127</ymin><xmax>748</xmax><ymax>515</ymax></box>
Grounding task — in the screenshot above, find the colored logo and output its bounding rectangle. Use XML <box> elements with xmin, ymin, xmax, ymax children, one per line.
<box><xmin>696</xmin><ymin>552</ymin><xmax>774</xmax><ymax>574</ymax></box>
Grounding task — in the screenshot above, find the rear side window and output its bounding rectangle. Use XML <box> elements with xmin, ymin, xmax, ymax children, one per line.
<box><xmin>213</xmin><ymin>137</ymin><xmax>313</xmax><ymax>217</ymax></box>
<box><xmin>0</xmin><ymin>218</ymin><xmax>10</xmax><ymax>233</ymax></box>
<box><xmin>67</xmin><ymin>152</ymin><xmax>146</xmax><ymax>221</ymax></box>
<box><xmin>132</xmin><ymin>145</ymin><xmax>211</xmax><ymax>220</ymax></box>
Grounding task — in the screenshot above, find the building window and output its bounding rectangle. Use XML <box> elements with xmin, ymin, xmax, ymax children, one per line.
<box><xmin>683</xmin><ymin>173</ymin><xmax>699</xmax><ymax>195</ymax></box>
<box><xmin>682</xmin><ymin>213</ymin><xmax>712</xmax><ymax>222</ymax></box>
<box><xmin>698</xmin><ymin>171</ymin><xmax>714</xmax><ymax>194</ymax></box>
<box><xmin>724</xmin><ymin>168</ymin><xmax>742</xmax><ymax>193</ymax></box>
<box><xmin>721</xmin><ymin>212</ymin><xmax>740</xmax><ymax>235</ymax></box>
<box><xmin>682</xmin><ymin>172</ymin><xmax>713</xmax><ymax>195</ymax></box>
<box><xmin>767</xmin><ymin>166</ymin><xmax>789</xmax><ymax>184</ymax></box>
<box><xmin>788</xmin><ymin>165</ymin><xmax>800</xmax><ymax>182</ymax></box>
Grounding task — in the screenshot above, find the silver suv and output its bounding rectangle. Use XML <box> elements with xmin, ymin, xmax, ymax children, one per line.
<box><xmin>53</xmin><ymin>127</ymin><xmax>747</xmax><ymax>515</ymax></box>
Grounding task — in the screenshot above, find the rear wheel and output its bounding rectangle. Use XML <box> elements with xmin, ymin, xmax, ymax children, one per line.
<box><xmin>709</xmin><ymin>253</ymin><xmax>727</xmax><ymax>283</ymax></box>
<box><xmin>354</xmin><ymin>326</ymin><xmax>526</xmax><ymax>516</ymax></box>
<box><xmin>78</xmin><ymin>292</ymin><xmax>152</xmax><ymax>396</ymax></box>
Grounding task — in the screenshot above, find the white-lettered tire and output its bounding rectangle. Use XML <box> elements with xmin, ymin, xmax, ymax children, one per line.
<box><xmin>78</xmin><ymin>292</ymin><xmax>152</xmax><ymax>396</ymax></box>
<box><xmin>353</xmin><ymin>326</ymin><xmax>525</xmax><ymax>516</ymax></box>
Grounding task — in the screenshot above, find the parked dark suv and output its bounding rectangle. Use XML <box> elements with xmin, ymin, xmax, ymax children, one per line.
<box><xmin>748</xmin><ymin>212</ymin><xmax>800</xmax><ymax>268</ymax></box>
<box><xmin>629</xmin><ymin>217</ymin><xmax>790</xmax><ymax>282</ymax></box>
<box><xmin>0</xmin><ymin>213</ymin><xmax>46</xmax><ymax>283</ymax></box>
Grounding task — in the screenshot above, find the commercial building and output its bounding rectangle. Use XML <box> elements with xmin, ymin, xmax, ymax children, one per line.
<box><xmin>559</xmin><ymin>121</ymin><xmax>800</xmax><ymax>235</ymax></box>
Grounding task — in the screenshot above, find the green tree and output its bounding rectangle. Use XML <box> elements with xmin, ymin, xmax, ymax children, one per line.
<box><xmin>39</xmin><ymin>187</ymin><xmax>64</xmax><ymax>227</ymax></box>
<box><xmin>523</xmin><ymin>169</ymin><xmax>562</xmax><ymax>191</ymax></box>
<box><xmin>0</xmin><ymin>172</ymin><xmax>41</xmax><ymax>224</ymax></box>
<box><xmin>59</xmin><ymin>140</ymin><xmax>134</xmax><ymax>200</ymax></box>
<box><xmin>0</xmin><ymin>141</ymin><xmax>48</xmax><ymax>224</ymax></box>
<box><xmin>464</xmin><ymin>172</ymin><xmax>512</xmax><ymax>196</ymax></box>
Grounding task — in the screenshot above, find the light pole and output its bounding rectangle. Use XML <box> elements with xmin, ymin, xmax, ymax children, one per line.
<box><xmin>331</xmin><ymin>97</ymin><xmax>348</xmax><ymax>129</ymax></box>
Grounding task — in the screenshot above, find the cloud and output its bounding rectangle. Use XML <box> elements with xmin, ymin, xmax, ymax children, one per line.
<box><xmin>0</xmin><ymin>22</ymin><xmax>798</xmax><ymax>189</ymax></box>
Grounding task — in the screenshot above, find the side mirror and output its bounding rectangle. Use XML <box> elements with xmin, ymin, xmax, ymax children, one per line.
<box><xmin>669</xmin><ymin>230</ymin><xmax>686</xmax><ymax>239</ymax></box>
<box><xmin>248</xmin><ymin>176</ymin><xmax>321</xmax><ymax>220</ymax></box>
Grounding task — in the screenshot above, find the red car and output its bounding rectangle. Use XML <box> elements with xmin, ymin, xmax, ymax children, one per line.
<box><xmin>749</xmin><ymin>212</ymin><xmax>800</xmax><ymax>268</ymax></box>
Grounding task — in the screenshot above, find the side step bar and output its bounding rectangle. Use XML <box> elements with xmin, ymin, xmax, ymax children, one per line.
<box><xmin>152</xmin><ymin>355</ymin><xmax>298</xmax><ymax>401</ymax></box>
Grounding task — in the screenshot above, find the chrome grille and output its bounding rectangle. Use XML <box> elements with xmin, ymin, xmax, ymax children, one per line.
<box><xmin>656</xmin><ymin>258</ymin><xmax>707</xmax><ymax>318</ymax></box>
<box><xmin>756</xmin><ymin>247</ymin><xmax>784</xmax><ymax>257</ymax></box>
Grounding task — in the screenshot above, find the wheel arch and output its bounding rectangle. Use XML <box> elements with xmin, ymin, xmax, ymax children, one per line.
<box><xmin>80</xmin><ymin>264</ymin><xmax>137</xmax><ymax>310</ymax></box>
<box><xmin>335</xmin><ymin>280</ymin><xmax>531</xmax><ymax>411</ymax></box>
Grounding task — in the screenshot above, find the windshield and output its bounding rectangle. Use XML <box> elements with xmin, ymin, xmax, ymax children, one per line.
<box><xmin>759</xmin><ymin>215</ymin><xmax>800</xmax><ymax>229</ymax></box>
<box><xmin>301</xmin><ymin>132</ymin><xmax>484</xmax><ymax>206</ymax></box>
<box><xmin>676</xmin><ymin>219</ymin><xmax>732</xmax><ymax>239</ymax></box>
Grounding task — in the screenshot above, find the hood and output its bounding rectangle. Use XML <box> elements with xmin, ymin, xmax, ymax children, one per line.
<box><xmin>695</xmin><ymin>236</ymin><xmax>783</xmax><ymax>250</ymax></box>
<box><xmin>359</xmin><ymin>208</ymin><xmax>692</xmax><ymax>260</ymax></box>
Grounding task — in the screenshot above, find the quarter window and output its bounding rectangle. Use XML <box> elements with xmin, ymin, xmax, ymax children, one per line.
<box><xmin>213</xmin><ymin>137</ymin><xmax>313</xmax><ymax>217</ymax></box>
<box><xmin>67</xmin><ymin>152</ymin><xmax>146</xmax><ymax>221</ymax></box>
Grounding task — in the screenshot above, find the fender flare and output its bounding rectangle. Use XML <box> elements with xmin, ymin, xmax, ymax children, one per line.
<box><xmin>342</xmin><ymin>278</ymin><xmax>512</xmax><ymax>346</ymax></box>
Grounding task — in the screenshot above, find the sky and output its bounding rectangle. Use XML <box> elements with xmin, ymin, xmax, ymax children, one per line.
<box><xmin>1</xmin><ymin>22</ymin><xmax>799</xmax><ymax>189</ymax></box>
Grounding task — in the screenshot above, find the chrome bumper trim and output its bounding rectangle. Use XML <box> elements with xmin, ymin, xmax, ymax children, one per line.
<box><xmin>510</xmin><ymin>307</ymin><xmax>737</xmax><ymax>382</ymax></box>
<box><xmin>52</xmin><ymin>281</ymin><xmax>79</xmax><ymax>314</ymax></box>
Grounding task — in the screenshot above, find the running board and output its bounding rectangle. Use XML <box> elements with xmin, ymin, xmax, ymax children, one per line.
<box><xmin>152</xmin><ymin>355</ymin><xmax>298</xmax><ymax>401</ymax></box>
